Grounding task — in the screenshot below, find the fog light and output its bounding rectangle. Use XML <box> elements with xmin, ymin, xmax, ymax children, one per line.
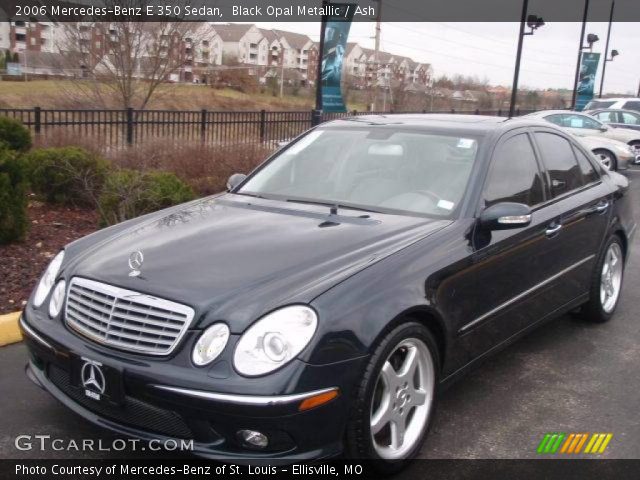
<box><xmin>238</xmin><ymin>429</ymin><xmax>269</xmax><ymax>448</ymax></box>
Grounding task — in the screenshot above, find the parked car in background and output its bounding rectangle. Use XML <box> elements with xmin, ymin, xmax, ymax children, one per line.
<box><xmin>526</xmin><ymin>110</ymin><xmax>640</xmax><ymax>170</ymax></box>
<box><xmin>584</xmin><ymin>97</ymin><xmax>640</xmax><ymax>112</ymax></box>
<box><xmin>21</xmin><ymin>115</ymin><xmax>634</xmax><ymax>472</ymax></box>
<box><xmin>587</xmin><ymin>109</ymin><xmax>640</xmax><ymax>132</ymax></box>
<box><xmin>574</xmin><ymin>135</ymin><xmax>638</xmax><ymax>171</ymax></box>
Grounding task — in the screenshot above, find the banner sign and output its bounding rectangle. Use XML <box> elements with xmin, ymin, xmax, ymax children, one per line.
<box><xmin>320</xmin><ymin>3</ymin><xmax>355</xmax><ymax>112</ymax></box>
<box><xmin>575</xmin><ymin>52</ymin><xmax>601</xmax><ymax>111</ymax></box>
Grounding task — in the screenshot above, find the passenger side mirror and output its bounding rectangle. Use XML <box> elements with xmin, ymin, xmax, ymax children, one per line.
<box><xmin>227</xmin><ymin>173</ymin><xmax>247</xmax><ymax>191</ymax></box>
<box><xmin>479</xmin><ymin>202</ymin><xmax>532</xmax><ymax>230</ymax></box>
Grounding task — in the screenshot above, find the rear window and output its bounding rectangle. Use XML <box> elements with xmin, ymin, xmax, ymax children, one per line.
<box><xmin>584</xmin><ymin>100</ymin><xmax>615</xmax><ymax>109</ymax></box>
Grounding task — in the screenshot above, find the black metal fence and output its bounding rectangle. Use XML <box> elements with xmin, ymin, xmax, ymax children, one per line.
<box><xmin>0</xmin><ymin>107</ymin><xmax>537</xmax><ymax>148</ymax></box>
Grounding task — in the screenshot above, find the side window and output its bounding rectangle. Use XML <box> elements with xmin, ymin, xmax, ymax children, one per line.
<box><xmin>621</xmin><ymin>112</ymin><xmax>640</xmax><ymax>125</ymax></box>
<box><xmin>544</xmin><ymin>114</ymin><xmax>564</xmax><ymax>127</ymax></box>
<box><xmin>535</xmin><ymin>132</ymin><xmax>585</xmax><ymax>197</ymax></box>
<box><xmin>564</xmin><ymin>114</ymin><xmax>602</xmax><ymax>129</ymax></box>
<box><xmin>484</xmin><ymin>133</ymin><xmax>544</xmax><ymax>207</ymax></box>
<box><xmin>572</xmin><ymin>145</ymin><xmax>600</xmax><ymax>183</ymax></box>
<box><xmin>622</xmin><ymin>101</ymin><xmax>640</xmax><ymax>112</ymax></box>
<box><xmin>594</xmin><ymin>111</ymin><xmax>617</xmax><ymax>123</ymax></box>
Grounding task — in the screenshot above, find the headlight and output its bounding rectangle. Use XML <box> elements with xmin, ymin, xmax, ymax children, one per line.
<box><xmin>233</xmin><ymin>306</ymin><xmax>317</xmax><ymax>376</ymax></box>
<box><xmin>48</xmin><ymin>280</ymin><xmax>66</xmax><ymax>318</ymax></box>
<box><xmin>192</xmin><ymin>323</ymin><xmax>230</xmax><ymax>366</ymax></box>
<box><xmin>33</xmin><ymin>251</ymin><xmax>64</xmax><ymax>307</ymax></box>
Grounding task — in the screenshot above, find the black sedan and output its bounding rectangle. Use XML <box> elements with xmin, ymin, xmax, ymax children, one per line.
<box><xmin>20</xmin><ymin>115</ymin><xmax>635</xmax><ymax>472</ymax></box>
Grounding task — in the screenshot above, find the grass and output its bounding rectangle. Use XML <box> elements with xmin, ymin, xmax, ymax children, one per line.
<box><xmin>0</xmin><ymin>79</ymin><xmax>367</xmax><ymax>111</ymax></box>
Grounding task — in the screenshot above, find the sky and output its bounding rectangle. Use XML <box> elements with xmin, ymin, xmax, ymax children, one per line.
<box><xmin>255</xmin><ymin>21</ymin><xmax>639</xmax><ymax>95</ymax></box>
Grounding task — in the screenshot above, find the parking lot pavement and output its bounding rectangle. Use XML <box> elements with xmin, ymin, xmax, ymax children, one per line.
<box><xmin>1</xmin><ymin>169</ymin><xmax>639</xmax><ymax>461</ymax></box>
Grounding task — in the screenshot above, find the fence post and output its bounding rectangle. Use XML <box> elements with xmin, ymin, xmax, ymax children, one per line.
<box><xmin>311</xmin><ymin>109</ymin><xmax>322</xmax><ymax>126</ymax></box>
<box><xmin>259</xmin><ymin>109</ymin><xmax>266</xmax><ymax>143</ymax></box>
<box><xmin>200</xmin><ymin>108</ymin><xmax>207</xmax><ymax>142</ymax></box>
<box><xmin>516</xmin><ymin>108</ymin><xmax>520</xmax><ymax>116</ymax></box>
<box><xmin>451</xmin><ymin>108</ymin><xmax>455</xmax><ymax>114</ymax></box>
<box><xmin>475</xmin><ymin>108</ymin><xmax>479</xmax><ymax>115</ymax></box>
<box><xmin>34</xmin><ymin>106</ymin><xmax>41</xmax><ymax>135</ymax></box>
<box><xmin>126</xmin><ymin>107</ymin><xmax>134</xmax><ymax>146</ymax></box>
<box><xmin>498</xmin><ymin>108</ymin><xmax>502</xmax><ymax>117</ymax></box>
<box><xmin>352</xmin><ymin>109</ymin><xmax>357</xmax><ymax>116</ymax></box>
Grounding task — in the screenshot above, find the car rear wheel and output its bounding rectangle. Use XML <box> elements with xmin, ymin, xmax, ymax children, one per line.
<box><xmin>346</xmin><ymin>322</ymin><xmax>438</xmax><ymax>473</ymax></box>
<box><xmin>579</xmin><ymin>235</ymin><xmax>625</xmax><ymax>323</ymax></box>
<box><xmin>593</xmin><ymin>149</ymin><xmax>617</xmax><ymax>171</ymax></box>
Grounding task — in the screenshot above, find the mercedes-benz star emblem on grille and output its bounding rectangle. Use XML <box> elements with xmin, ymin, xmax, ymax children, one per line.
<box><xmin>81</xmin><ymin>359</ymin><xmax>105</xmax><ymax>400</ymax></box>
<box><xmin>128</xmin><ymin>250</ymin><xmax>144</xmax><ymax>277</ymax></box>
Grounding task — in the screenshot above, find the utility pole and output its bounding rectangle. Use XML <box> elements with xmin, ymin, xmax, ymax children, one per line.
<box><xmin>313</xmin><ymin>0</ymin><xmax>329</xmax><ymax>125</ymax></box>
<box><xmin>598</xmin><ymin>0</ymin><xmax>615</xmax><ymax>98</ymax></box>
<box><xmin>571</xmin><ymin>0</ymin><xmax>590</xmax><ymax>109</ymax></box>
<box><xmin>509</xmin><ymin>0</ymin><xmax>529</xmax><ymax>118</ymax></box>
<box><xmin>637</xmin><ymin>79</ymin><xmax>640</xmax><ymax>97</ymax></box>
<box><xmin>280</xmin><ymin>56</ymin><xmax>285</xmax><ymax>97</ymax></box>
<box><xmin>372</xmin><ymin>0</ymin><xmax>382</xmax><ymax>111</ymax></box>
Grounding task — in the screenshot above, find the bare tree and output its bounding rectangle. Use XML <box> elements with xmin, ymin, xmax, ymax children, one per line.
<box><xmin>56</xmin><ymin>1</ymin><xmax>214</xmax><ymax>109</ymax></box>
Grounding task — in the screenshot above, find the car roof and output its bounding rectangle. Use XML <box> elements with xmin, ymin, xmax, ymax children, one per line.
<box><xmin>525</xmin><ymin>110</ymin><xmax>581</xmax><ymax>117</ymax></box>
<box><xmin>324</xmin><ymin>114</ymin><xmax>550</xmax><ymax>133</ymax></box>
<box><xmin>592</xmin><ymin>97</ymin><xmax>640</xmax><ymax>102</ymax></box>
<box><xmin>587</xmin><ymin>108</ymin><xmax>640</xmax><ymax>114</ymax></box>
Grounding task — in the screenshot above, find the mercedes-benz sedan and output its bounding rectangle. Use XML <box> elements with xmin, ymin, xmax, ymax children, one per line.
<box><xmin>21</xmin><ymin>115</ymin><xmax>634</xmax><ymax>472</ymax></box>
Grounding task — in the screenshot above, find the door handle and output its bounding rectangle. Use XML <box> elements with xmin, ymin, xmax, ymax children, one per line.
<box><xmin>594</xmin><ymin>201</ymin><xmax>609</xmax><ymax>213</ymax></box>
<box><xmin>545</xmin><ymin>223</ymin><xmax>562</xmax><ymax>236</ymax></box>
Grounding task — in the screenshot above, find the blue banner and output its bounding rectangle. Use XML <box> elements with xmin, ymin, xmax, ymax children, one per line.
<box><xmin>320</xmin><ymin>3</ymin><xmax>355</xmax><ymax>112</ymax></box>
<box><xmin>575</xmin><ymin>52</ymin><xmax>601</xmax><ymax>111</ymax></box>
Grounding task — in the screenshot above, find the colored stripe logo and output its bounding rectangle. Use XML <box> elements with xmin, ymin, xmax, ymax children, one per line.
<box><xmin>537</xmin><ymin>433</ymin><xmax>613</xmax><ymax>454</ymax></box>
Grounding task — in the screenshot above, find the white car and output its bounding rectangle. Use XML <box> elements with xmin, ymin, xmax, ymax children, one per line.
<box><xmin>575</xmin><ymin>135</ymin><xmax>637</xmax><ymax>171</ymax></box>
<box><xmin>585</xmin><ymin>97</ymin><xmax>640</xmax><ymax>113</ymax></box>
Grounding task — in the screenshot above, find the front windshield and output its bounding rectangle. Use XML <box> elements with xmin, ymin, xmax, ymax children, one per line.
<box><xmin>238</xmin><ymin>127</ymin><xmax>481</xmax><ymax>218</ymax></box>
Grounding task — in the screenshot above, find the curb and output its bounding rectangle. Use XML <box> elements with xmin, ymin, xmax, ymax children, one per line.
<box><xmin>0</xmin><ymin>311</ymin><xmax>22</xmax><ymax>346</ymax></box>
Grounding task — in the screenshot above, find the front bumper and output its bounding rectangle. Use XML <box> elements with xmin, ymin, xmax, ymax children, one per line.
<box><xmin>20</xmin><ymin>311</ymin><xmax>367</xmax><ymax>462</ymax></box>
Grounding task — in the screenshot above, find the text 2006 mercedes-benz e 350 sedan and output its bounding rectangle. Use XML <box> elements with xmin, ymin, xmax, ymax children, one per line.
<box><xmin>21</xmin><ymin>115</ymin><xmax>634</xmax><ymax>472</ymax></box>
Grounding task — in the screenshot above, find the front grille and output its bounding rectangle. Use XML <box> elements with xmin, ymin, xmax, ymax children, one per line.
<box><xmin>48</xmin><ymin>365</ymin><xmax>193</xmax><ymax>439</ymax></box>
<box><xmin>65</xmin><ymin>277</ymin><xmax>194</xmax><ymax>356</ymax></box>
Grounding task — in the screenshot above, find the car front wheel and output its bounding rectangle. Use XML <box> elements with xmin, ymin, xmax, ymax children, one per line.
<box><xmin>346</xmin><ymin>322</ymin><xmax>438</xmax><ymax>473</ymax></box>
<box><xmin>593</xmin><ymin>149</ymin><xmax>617</xmax><ymax>171</ymax></box>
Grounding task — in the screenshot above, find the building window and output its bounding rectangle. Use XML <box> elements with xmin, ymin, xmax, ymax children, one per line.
<box><xmin>30</xmin><ymin>36</ymin><xmax>37</xmax><ymax>45</ymax></box>
<box><xmin>15</xmin><ymin>33</ymin><xmax>26</xmax><ymax>42</ymax></box>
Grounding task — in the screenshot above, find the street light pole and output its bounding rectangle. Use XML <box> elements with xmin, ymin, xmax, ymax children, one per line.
<box><xmin>598</xmin><ymin>0</ymin><xmax>615</xmax><ymax>98</ymax></box>
<box><xmin>571</xmin><ymin>0</ymin><xmax>590</xmax><ymax>109</ymax></box>
<box><xmin>313</xmin><ymin>0</ymin><xmax>329</xmax><ymax>125</ymax></box>
<box><xmin>508</xmin><ymin>0</ymin><xmax>529</xmax><ymax>118</ymax></box>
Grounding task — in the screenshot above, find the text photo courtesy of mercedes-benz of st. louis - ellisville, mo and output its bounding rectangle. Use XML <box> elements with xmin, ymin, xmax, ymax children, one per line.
<box><xmin>1</xmin><ymin>0</ymin><xmax>640</xmax><ymax>479</ymax></box>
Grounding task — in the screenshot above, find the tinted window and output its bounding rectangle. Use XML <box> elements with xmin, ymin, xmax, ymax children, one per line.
<box><xmin>484</xmin><ymin>134</ymin><xmax>544</xmax><ymax>207</ymax></box>
<box><xmin>585</xmin><ymin>100</ymin><xmax>615</xmax><ymax>109</ymax></box>
<box><xmin>621</xmin><ymin>112</ymin><xmax>640</xmax><ymax>125</ymax></box>
<box><xmin>535</xmin><ymin>132</ymin><xmax>585</xmax><ymax>196</ymax></box>
<box><xmin>572</xmin><ymin>146</ymin><xmax>599</xmax><ymax>183</ymax></box>
<box><xmin>622</xmin><ymin>101</ymin><xmax>640</xmax><ymax>112</ymax></box>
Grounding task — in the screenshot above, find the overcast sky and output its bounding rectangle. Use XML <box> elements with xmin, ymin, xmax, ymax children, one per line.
<box><xmin>255</xmin><ymin>21</ymin><xmax>639</xmax><ymax>94</ymax></box>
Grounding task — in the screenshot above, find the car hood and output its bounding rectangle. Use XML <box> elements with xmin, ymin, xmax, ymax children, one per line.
<box><xmin>577</xmin><ymin>134</ymin><xmax>630</xmax><ymax>151</ymax></box>
<box><xmin>65</xmin><ymin>194</ymin><xmax>449</xmax><ymax>331</ymax></box>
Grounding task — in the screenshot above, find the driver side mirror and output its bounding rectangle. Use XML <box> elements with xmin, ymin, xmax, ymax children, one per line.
<box><xmin>227</xmin><ymin>173</ymin><xmax>247</xmax><ymax>191</ymax></box>
<box><xmin>479</xmin><ymin>202</ymin><xmax>532</xmax><ymax>230</ymax></box>
<box><xmin>599</xmin><ymin>125</ymin><xmax>609</xmax><ymax>132</ymax></box>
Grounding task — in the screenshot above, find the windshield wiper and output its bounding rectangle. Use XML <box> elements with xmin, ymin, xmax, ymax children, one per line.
<box><xmin>285</xmin><ymin>198</ymin><xmax>381</xmax><ymax>214</ymax></box>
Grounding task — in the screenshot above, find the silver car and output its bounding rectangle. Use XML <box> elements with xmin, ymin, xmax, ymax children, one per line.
<box><xmin>574</xmin><ymin>135</ymin><xmax>637</xmax><ymax>171</ymax></box>
<box><xmin>526</xmin><ymin>110</ymin><xmax>640</xmax><ymax>170</ymax></box>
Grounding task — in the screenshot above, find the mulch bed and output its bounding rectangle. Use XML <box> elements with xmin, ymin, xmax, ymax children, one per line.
<box><xmin>0</xmin><ymin>198</ymin><xmax>98</xmax><ymax>315</ymax></box>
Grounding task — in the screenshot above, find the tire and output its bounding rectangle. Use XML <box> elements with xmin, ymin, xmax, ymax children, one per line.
<box><xmin>345</xmin><ymin>322</ymin><xmax>439</xmax><ymax>474</ymax></box>
<box><xmin>593</xmin><ymin>149</ymin><xmax>617</xmax><ymax>171</ymax></box>
<box><xmin>579</xmin><ymin>235</ymin><xmax>625</xmax><ymax>323</ymax></box>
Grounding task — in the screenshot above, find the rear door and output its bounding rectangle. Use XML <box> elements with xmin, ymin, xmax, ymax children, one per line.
<box><xmin>529</xmin><ymin>128</ymin><xmax>611</xmax><ymax>303</ymax></box>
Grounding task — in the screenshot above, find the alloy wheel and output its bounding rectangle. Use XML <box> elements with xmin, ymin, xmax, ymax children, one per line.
<box><xmin>600</xmin><ymin>243</ymin><xmax>623</xmax><ymax>313</ymax></box>
<box><xmin>595</xmin><ymin>151</ymin><xmax>614</xmax><ymax>170</ymax></box>
<box><xmin>370</xmin><ymin>338</ymin><xmax>434</xmax><ymax>459</ymax></box>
